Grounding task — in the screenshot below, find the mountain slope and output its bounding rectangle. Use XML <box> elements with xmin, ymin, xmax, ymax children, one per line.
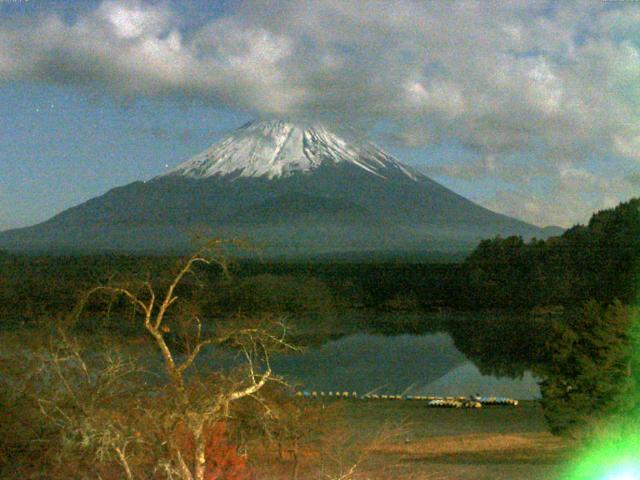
<box><xmin>222</xmin><ymin>192</ymin><xmax>377</xmax><ymax>226</ymax></box>
<box><xmin>0</xmin><ymin>120</ymin><xmax>552</xmax><ymax>255</ymax></box>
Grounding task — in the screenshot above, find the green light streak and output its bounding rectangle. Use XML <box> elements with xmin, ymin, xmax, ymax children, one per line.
<box><xmin>562</xmin><ymin>431</ymin><xmax>640</xmax><ymax>479</ymax></box>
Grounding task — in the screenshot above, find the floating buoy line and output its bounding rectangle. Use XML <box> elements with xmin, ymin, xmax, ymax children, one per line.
<box><xmin>294</xmin><ymin>391</ymin><xmax>518</xmax><ymax>408</ymax></box>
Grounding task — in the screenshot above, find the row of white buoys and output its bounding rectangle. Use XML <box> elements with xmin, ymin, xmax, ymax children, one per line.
<box><xmin>364</xmin><ymin>394</ymin><xmax>404</xmax><ymax>400</ymax></box>
<box><xmin>294</xmin><ymin>391</ymin><xmax>518</xmax><ymax>407</ymax></box>
<box><xmin>296</xmin><ymin>391</ymin><xmax>359</xmax><ymax>398</ymax></box>
<box><xmin>427</xmin><ymin>398</ymin><xmax>482</xmax><ymax>408</ymax></box>
<box><xmin>471</xmin><ymin>395</ymin><xmax>519</xmax><ymax>406</ymax></box>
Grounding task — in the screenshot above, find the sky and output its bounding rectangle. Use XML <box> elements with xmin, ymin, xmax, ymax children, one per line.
<box><xmin>1</xmin><ymin>0</ymin><xmax>639</xmax><ymax>231</ymax></box>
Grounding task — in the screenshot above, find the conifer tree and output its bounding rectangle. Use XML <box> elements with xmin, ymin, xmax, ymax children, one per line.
<box><xmin>539</xmin><ymin>300</ymin><xmax>638</xmax><ymax>437</ymax></box>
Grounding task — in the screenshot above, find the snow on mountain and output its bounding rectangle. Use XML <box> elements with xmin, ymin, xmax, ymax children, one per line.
<box><xmin>162</xmin><ymin>120</ymin><xmax>420</xmax><ymax>181</ymax></box>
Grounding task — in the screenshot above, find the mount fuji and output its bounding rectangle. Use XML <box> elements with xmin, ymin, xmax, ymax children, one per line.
<box><xmin>0</xmin><ymin>120</ymin><xmax>556</xmax><ymax>255</ymax></box>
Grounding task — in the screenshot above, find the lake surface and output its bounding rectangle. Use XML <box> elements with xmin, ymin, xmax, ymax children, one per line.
<box><xmin>1</xmin><ymin>313</ymin><xmax>545</xmax><ymax>400</ymax></box>
<box><xmin>269</xmin><ymin>331</ymin><xmax>541</xmax><ymax>399</ymax></box>
<box><xmin>189</xmin><ymin>311</ymin><xmax>546</xmax><ymax>400</ymax></box>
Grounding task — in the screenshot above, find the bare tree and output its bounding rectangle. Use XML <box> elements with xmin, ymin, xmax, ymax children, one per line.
<box><xmin>34</xmin><ymin>330</ymin><xmax>150</xmax><ymax>480</ymax></box>
<box><xmin>39</xmin><ymin>239</ymin><xmax>295</xmax><ymax>480</ymax></box>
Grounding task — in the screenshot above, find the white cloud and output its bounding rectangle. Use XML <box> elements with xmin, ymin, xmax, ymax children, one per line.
<box><xmin>403</xmin><ymin>79</ymin><xmax>466</xmax><ymax>118</ymax></box>
<box><xmin>481</xmin><ymin>190</ymin><xmax>577</xmax><ymax>228</ymax></box>
<box><xmin>1</xmin><ymin>0</ymin><xmax>638</xmax><ymax>154</ymax></box>
<box><xmin>479</xmin><ymin>167</ymin><xmax>637</xmax><ymax>227</ymax></box>
<box><xmin>96</xmin><ymin>0</ymin><xmax>172</xmax><ymax>39</ymax></box>
<box><xmin>424</xmin><ymin>154</ymin><xmax>553</xmax><ymax>183</ymax></box>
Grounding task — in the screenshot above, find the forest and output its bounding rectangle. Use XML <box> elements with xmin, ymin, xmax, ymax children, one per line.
<box><xmin>463</xmin><ymin>198</ymin><xmax>640</xmax><ymax>311</ymax></box>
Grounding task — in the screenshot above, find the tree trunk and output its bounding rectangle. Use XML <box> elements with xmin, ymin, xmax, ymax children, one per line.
<box><xmin>292</xmin><ymin>440</ymin><xmax>300</xmax><ymax>480</ymax></box>
<box><xmin>194</xmin><ymin>433</ymin><xmax>207</xmax><ymax>480</ymax></box>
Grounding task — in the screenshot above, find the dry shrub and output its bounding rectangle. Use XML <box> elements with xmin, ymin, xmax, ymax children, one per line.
<box><xmin>173</xmin><ymin>421</ymin><xmax>252</xmax><ymax>480</ymax></box>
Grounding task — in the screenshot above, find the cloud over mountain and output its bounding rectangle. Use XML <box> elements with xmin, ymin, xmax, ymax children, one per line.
<box><xmin>1</xmin><ymin>0</ymin><xmax>638</xmax><ymax>226</ymax></box>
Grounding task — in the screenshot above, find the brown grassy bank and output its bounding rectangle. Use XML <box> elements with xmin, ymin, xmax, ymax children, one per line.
<box><xmin>250</xmin><ymin>400</ymin><xmax>572</xmax><ymax>480</ymax></box>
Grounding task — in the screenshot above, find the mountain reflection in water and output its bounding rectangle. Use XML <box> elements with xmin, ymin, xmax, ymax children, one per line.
<box><xmin>270</xmin><ymin>331</ymin><xmax>541</xmax><ymax>399</ymax></box>
<box><xmin>196</xmin><ymin>314</ymin><xmax>547</xmax><ymax>400</ymax></box>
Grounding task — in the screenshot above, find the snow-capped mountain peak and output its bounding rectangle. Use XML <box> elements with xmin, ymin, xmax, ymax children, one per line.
<box><xmin>161</xmin><ymin>120</ymin><xmax>421</xmax><ymax>181</ymax></box>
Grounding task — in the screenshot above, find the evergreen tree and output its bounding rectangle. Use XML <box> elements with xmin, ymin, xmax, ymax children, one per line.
<box><xmin>539</xmin><ymin>300</ymin><xmax>638</xmax><ymax>437</ymax></box>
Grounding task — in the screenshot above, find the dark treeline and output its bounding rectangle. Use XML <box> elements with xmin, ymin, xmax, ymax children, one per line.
<box><xmin>463</xmin><ymin>198</ymin><xmax>640</xmax><ymax>311</ymax></box>
<box><xmin>0</xmin><ymin>253</ymin><xmax>177</xmax><ymax>325</ymax></box>
<box><xmin>0</xmin><ymin>253</ymin><xmax>466</xmax><ymax>325</ymax></box>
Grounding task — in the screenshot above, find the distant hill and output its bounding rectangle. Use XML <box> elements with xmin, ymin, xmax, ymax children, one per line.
<box><xmin>541</xmin><ymin>225</ymin><xmax>565</xmax><ymax>237</ymax></box>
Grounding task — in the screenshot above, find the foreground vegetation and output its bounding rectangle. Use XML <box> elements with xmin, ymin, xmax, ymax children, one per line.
<box><xmin>1</xmin><ymin>241</ymin><xmax>395</xmax><ymax>479</ymax></box>
<box><xmin>0</xmin><ymin>327</ymin><xmax>569</xmax><ymax>480</ymax></box>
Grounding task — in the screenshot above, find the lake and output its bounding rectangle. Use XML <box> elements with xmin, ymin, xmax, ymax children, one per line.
<box><xmin>269</xmin><ymin>331</ymin><xmax>541</xmax><ymax>399</ymax></box>
<box><xmin>49</xmin><ymin>310</ymin><xmax>546</xmax><ymax>400</ymax></box>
